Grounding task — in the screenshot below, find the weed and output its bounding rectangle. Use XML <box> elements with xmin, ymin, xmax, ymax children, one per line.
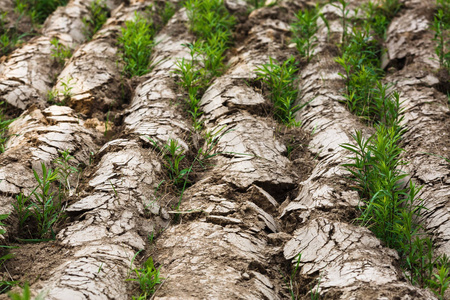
<box><xmin>185</xmin><ymin>0</ymin><xmax>235</xmax><ymax>42</ymax></box>
<box><xmin>291</xmin><ymin>6</ymin><xmax>320</xmax><ymax>61</ymax></box>
<box><xmin>7</xmin><ymin>283</ymin><xmax>45</xmax><ymax>300</ymax></box>
<box><xmin>255</xmin><ymin>56</ymin><xmax>305</xmax><ymax>126</ymax></box>
<box><xmin>11</xmin><ymin>150</ymin><xmax>78</xmax><ymax>240</ymax></box>
<box><xmin>82</xmin><ymin>0</ymin><xmax>109</xmax><ymax>39</ymax></box>
<box><xmin>174</xmin><ymin>0</ymin><xmax>235</xmax><ymax>130</ymax></box>
<box><xmin>31</xmin><ymin>163</ymin><xmax>62</xmax><ymax>239</ymax></box>
<box><xmin>149</xmin><ymin>138</ymin><xmax>189</xmax><ymax>188</ymax></box>
<box><xmin>363</xmin><ymin>0</ymin><xmax>401</xmax><ymax>37</ymax></box>
<box><xmin>161</xmin><ymin>2</ymin><xmax>176</xmax><ymax>25</ymax></box>
<box><xmin>332</xmin><ymin>0</ymin><xmax>351</xmax><ymax>45</ymax></box>
<box><xmin>0</xmin><ymin>12</ymin><xmax>27</xmax><ymax>56</ymax></box>
<box><xmin>436</xmin><ymin>0</ymin><xmax>450</xmax><ymax>26</ymax></box>
<box><xmin>127</xmin><ymin>256</ymin><xmax>163</xmax><ymax>299</ymax></box>
<box><xmin>50</xmin><ymin>37</ymin><xmax>72</xmax><ymax>66</ymax></box>
<box><xmin>11</xmin><ymin>193</ymin><xmax>32</xmax><ymax>234</ymax></box>
<box><xmin>310</xmin><ymin>274</ymin><xmax>321</xmax><ymax>300</ymax></box>
<box><xmin>246</xmin><ymin>0</ymin><xmax>264</xmax><ymax>9</ymax></box>
<box><xmin>430</xmin><ymin>255</ymin><xmax>450</xmax><ymax>299</ymax></box>
<box><xmin>53</xmin><ymin>149</ymin><xmax>79</xmax><ymax>197</ymax></box>
<box><xmin>288</xmin><ymin>253</ymin><xmax>302</xmax><ymax>300</ymax></box>
<box><xmin>118</xmin><ymin>13</ymin><xmax>156</xmax><ymax>77</ymax></box>
<box><xmin>15</xmin><ymin>0</ymin><xmax>69</xmax><ymax>24</ymax></box>
<box><xmin>432</xmin><ymin>9</ymin><xmax>450</xmax><ymax>70</ymax></box>
<box><xmin>58</xmin><ymin>77</ymin><xmax>74</xmax><ymax>105</ymax></box>
<box><xmin>0</xmin><ymin>102</ymin><xmax>14</xmax><ymax>153</ymax></box>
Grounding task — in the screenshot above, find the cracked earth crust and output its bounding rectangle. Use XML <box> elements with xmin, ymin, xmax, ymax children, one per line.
<box><xmin>0</xmin><ymin>0</ymin><xmax>448</xmax><ymax>299</ymax></box>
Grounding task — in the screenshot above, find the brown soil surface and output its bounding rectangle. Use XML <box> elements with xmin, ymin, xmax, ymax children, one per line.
<box><xmin>0</xmin><ymin>0</ymin><xmax>448</xmax><ymax>299</ymax></box>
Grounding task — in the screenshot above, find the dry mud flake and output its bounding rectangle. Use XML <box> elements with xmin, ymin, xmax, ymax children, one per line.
<box><xmin>0</xmin><ymin>105</ymin><xmax>101</xmax><ymax>217</ymax></box>
<box><xmin>123</xmin><ymin>7</ymin><xmax>193</xmax><ymax>149</ymax></box>
<box><xmin>51</xmin><ymin>1</ymin><xmax>161</xmax><ymax>116</ymax></box>
<box><xmin>279</xmin><ymin>2</ymin><xmax>435</xmax><ymax>299</ymax></box>
<box><xmin>381</xmin><ymin>2</ymin><xmax>450</xmax><ymax>259</ymax></box>
<box><xmin>0</xmin><ymin>0</ymin><xmax>121</xmax><ymax>110</ymax></box>
<box><xmin>153</xmin><ymin>3</ymin><xmax>305</xmax><ymax>300</ymax></box>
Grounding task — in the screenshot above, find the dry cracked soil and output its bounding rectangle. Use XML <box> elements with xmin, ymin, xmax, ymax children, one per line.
<box><xmin>0</xmin><ymin>0</ymin><xmax>449</xmax><ymax>299</ymax></box>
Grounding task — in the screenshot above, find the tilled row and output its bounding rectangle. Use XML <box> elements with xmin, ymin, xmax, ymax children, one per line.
<box><xmin>0</xmin><ymin>0</ymin><xmax>122</xmax><ymax>110</ymax></box>
<box><xmin>152</xmin><ymin>3</ymin><xmax>302</xmax><ymax>299</ymax></box>
<box><xmin>383</xmin><ymin>0</ymin><xmax>450</xmax><ymax>258</ymax></box>
<box><xmin>25</xmin><ymin>6</ymin><xmax>194</xmax><ymax>299</ymax></box>
<box><xmin>283</xmin><ymin>2</ymin><xmax>436</xmax><ymax>299</ymax></box>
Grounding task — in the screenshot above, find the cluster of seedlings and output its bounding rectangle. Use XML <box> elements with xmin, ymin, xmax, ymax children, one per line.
<box><xmin>253</xmin><ymin>0</ymin><xmax>450</xmax><ymax>298</ymax></box>
<box><xmin>174</xmin><ymin>0</ymin><xmax>235</xmax><ymax>131</ymax></box>
<box><xmin>332</xmin><ymin>0</ymin><xmax>450</xmax><ymax>298</ymax></box>
<box><xmin>0</xmin><ymin>150</ymin><xmax>79</xmax><ymax>295</ymax></box>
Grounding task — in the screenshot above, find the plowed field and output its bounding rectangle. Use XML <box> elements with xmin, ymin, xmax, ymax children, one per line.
<box><xmin>0</xmin><ymin>0</ymin><xmax>449</xmax><ymax>299</ymax></box>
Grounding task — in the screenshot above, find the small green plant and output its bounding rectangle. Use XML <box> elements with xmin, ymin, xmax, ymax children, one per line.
<box><xmin>50</xmin><ymin>37</ymin><xmax>72</xmax><ymax>65</ymax></box>
<box><xmin>7</xmin><ymin>283</ymin><xmax>45</xmax><ymax>300</ymax></box>
<box><xmin>430</xmin><ymin>255</ymin><xmax>450</xmax><ymax>300</ymax></box>
<box><xmin>0</xmin><ymin>12</ymin><xmax>27</xmax><ymax>56</ymax></box>
<box><xmin>118</xmin><ymin>13</ymin><xmax>156</xmax><ymax>77</ymax></box>
<box><xmin>82</xmin><ymin>0</ymin><xmax>109</xmax><ymax>39</ymax></box>
<box><xmin>161</xmin><ymin>1</ymin><xmax>176</xmax><ymax>25</ymax></box>
<box><xmin>149</xmin><ymin>138</ymin><xmax>189</xmax><ymax>188</ymax></box>
<box><xmin>53</xmin><ymin>149</ymin><xmax>79</xmax><ymax>197</ymax></box>
<box><xmin>291</xmin><ymin>6</ymin><xmax>320</xmax><ymax>61</ymax></box>
<box><xmin>332</xmin><ymin>0</ymin><xmax>351</xmax><ymax>45</ymax></box>
<box><xmin>0</xmin><ymin>102</ymin><xmax>14</xmax><ymax>153</ymax></box>
<box><xmin>58</xmin><ymin>77</ymin><xmax>74</xmax><ymax>104</ymax></box>
<box><xmin>173</xmin><ymin>0</ymin><xmax>235</xmax><ymax>131</ymax></box>
<box><xmin>432</xmin><ymin>9</ymin><xmax>450</xmax><ymax>70</ymax></box>
<box><xmin>15</xmin><ymin>0</ymin><xmax>69</xmax><ymax>24</ymax></box>
<box><xmin>255</xmin><ymin>56</ymin><xmax>305</xmax><ymax>126</ymax></box>
<box><xmin>12</xmin><ymin>150</ymin><xmax>77</xmax><ymax>240</ymax></box>
<box><xmin>31</xmin><ymin>163</ymin><xmax>62</xmax><ymax>239</ymax></box>
<box><xmin>288</xmin><ymin>253</ymin><xmax>302</xmax><ymax>300</ymax></box>
<box><xmin>127</xmin><ymin>256</ymin><xmax>163</xmax><ymax>299</ymax></box>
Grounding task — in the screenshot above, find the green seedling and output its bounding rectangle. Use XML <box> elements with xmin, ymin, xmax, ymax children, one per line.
<box><xmin>185</xmin><ymin>0</ymin><xmax>235</xmax><ymax>42</ymax></box>
<box><xmin>0</xmin><ymin>12</ymin><xmax>27</xmax><ymax>56</ymax></box>
<box><xmin>255</xmin><ymin>56</ymin><xmax>305</xmax><ymax>126</ymax></box>
<box><xmin>82</xmin><ymin>0</ymin><xmax>108</xmax><ymax>39</ymax></box>
<box><xmin>7</xmin><ymin>283</ymin><xmax>45</xmax><ymax>300</ymax></box>
<box><xmin>59</xmin><ymin>77</ymin><xmax>74</xmax><ymax>104</ymax></box>
<box><xmin>0</xmin><ymin>102</ymin><xmax>14</xmax><ymax>153</ymax></box>
<box><xmin>430</xmin><ymin>255</ymin><xmax>450</xmax><ymax>300</ymax></box>
<box><xmin>118</xmin><ymin>13</ymin><xmax>156</xmax><ymax>77</ymax></box>
<box><xmin>50</xmin><ymin>38</ymin><xmax>72</xmax><ymax>66</ymax></box>
<box><xmin>289</xmin><ymin>253</ymin><xmax>302</xmax><ymax>300</ymax></box>
<box><xmin>12</xmin><ymin>193</ymin><xmax>32</xmax><ymax>234</ymax></box>
<box><xmin>15</xmin><ymin>0</ymin><xmax>69</xmax><ymax>24</ymax></box>
<box><xmin>331</xmin><ymin>0</ymin><xmax>351</xmax><ymax>45</ymax></box>
<box><xmin>53</xmin><ymin>149</ymin><xmax>79</xmax><ymax>197</ymax></box>
<box><xmin>127</xmin><ymin>256</ymin><xmax>163</xmax><ymax>299</ymax></box>
<box><xmin>172</xmin><ymin>0</ymin><xmax>235</xmax><ymax>131</ymax></box>
<box><xmin>161</xmin><ymin>1</ymin><xmax>176</xmax><ymax>25</ymax></box>
<box><xmin>291</xmin><ymin>6</ymin><xmax>320</xmax><ymax>61</ymax></box>
<box><xmin>432</xmin><ymin>9</ymin><xmax>450</xmax><ymax>70</ymax></box>
<box><xmin>31</xmin><ymin>163</ymin><xmax>62</xmax><ymax>239</ymax></box>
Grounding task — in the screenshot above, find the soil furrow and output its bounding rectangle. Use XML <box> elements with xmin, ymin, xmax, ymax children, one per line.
<box><xmin>282</xmin><ymin>3</ymin><xmax>436</xmax><ymax>298</ymax></box>
<box><xmin>24</xmin><ymin>8</ymin><xmax>194</xmax><ymax>299</ymax></box>
<box><xmin>0</xmin><ymin>0</ymin><xmax>121</xmax><ymax>110</ymax></box>
<box><xmin>151</xmin><ymin>3</ymin><xmax>306</xmax><ymax>299</ymax></box>
<box><xmin>383</xmin><ymin>1</ymin><xmax>450</xmax><ymax>258</ymax></box>
<box><xmin>51</xmin><ymin>1</ymin><xmax>157</xmax><ymax>117</ymax></box>
<box><xmin>122</xmin><ymin>7</ymin><xmax>193</xmax><ymax>149</ymax></box>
